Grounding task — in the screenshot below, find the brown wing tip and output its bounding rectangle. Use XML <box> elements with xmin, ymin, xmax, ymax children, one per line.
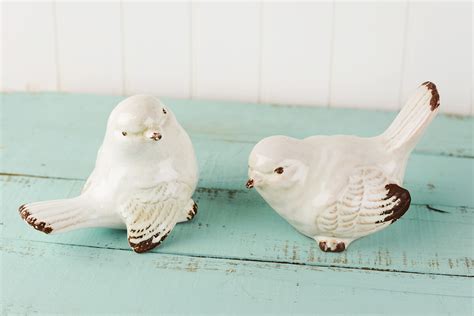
<box><xmin>382</xmin><ymin>184</ymin><xmax>411</xmax><ymax>224</ymax></box>
<box><xmin>421</xmin><ymin>81</ymin><xmax>440</xmax><ymax>111</ymax></box>
<box><xmin>18</xmin><ymin>204</ymin><xmax>53</xmax><ymax>234</ymax></box>
<box><xmin>129</xmin><ymin>231</ymin><xmax>170</xmax><ymax>253</ymax></box>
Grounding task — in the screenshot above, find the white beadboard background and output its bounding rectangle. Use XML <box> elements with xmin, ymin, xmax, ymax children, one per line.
<box><xmin>1</xmin><ymin>1</ymin><xmax>473</xmax><ymax>115</ymax></box>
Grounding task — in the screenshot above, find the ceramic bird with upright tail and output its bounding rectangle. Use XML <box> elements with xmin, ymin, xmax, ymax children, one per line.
<box><xmin>19</xmin><ymin>95</ymin><xmax>198</xmax><ymax>253</ymax></box>
<box><xmin>246</xmin><ymin>82</ymin><xmax>440</xmax><ymax>252</ymax></box>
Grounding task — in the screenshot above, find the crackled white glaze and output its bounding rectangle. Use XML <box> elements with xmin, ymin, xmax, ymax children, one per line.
<box><xmin>19</xmin><ymin>95</ymin><xmax>198</xmax><ymax>253</ymax></box>
<box><xmin>247</xmin><ymin>82</ymin><xmax>440</xmax><ymax>252</ymax></box>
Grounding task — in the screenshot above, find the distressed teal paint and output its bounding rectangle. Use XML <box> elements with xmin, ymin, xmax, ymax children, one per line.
<box><xmin>1</xmin><ymin>93</ymin><xmax>473</xmax><ymax>207</ymax></box>
<box><xmin>1</xmin><ymin>175</ymin><xmax>472</xmax><ymax>276</ymax></box>
<box><xmin>2</xmin><ymin>239</ymin><xmax>472</xmax><ymax>315</ymax></box>
<box><xmin>0</xmin><ymin>93</ymin><xmax>473</xmax><ymax>314</ymax></box>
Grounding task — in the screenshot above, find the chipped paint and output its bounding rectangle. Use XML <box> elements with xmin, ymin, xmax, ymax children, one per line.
<box><xmin>0</xmin><ymin>165</ymin><xmax>472</xmax><ymax>277</ymax></box>
<box><xmin>196</xmin><ymin>187</ymin><xmax>243</xmax><ymax>201</ymax></box>
<box><xmin>307</xmin><ymin>245</ymin><xmax>315</xmax><ymax>262</ymax></box>
<box><xmin>186</xmin><ymin>260</ymin><xmax>199</xmax><ymax>272</ymax></box>
<box><xmin>291</xmin><ymin>243</ymin><xmax>299</xmax><ymax>261</ymax></box>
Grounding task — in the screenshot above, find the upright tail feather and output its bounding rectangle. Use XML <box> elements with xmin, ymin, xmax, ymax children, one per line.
<box><xmin>19</xmin><ymin>197</ymin><xmax>92</xmax><ymax>234</ymax></box>
<box><xmin>381</xmin><ymin>81</ymin><xmax>440</xmax><ymax>153</ymax></box>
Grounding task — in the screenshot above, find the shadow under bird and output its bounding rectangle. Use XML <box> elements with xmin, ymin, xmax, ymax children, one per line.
<box><xmin>246</xmin><ymin>82</ymin><xmax>440</xmax><ymax>252</ymax></box>
<box><xmin>19</xmin><ymin>95</ymin><xmax>199</xmax><ymax>253</ymax></box>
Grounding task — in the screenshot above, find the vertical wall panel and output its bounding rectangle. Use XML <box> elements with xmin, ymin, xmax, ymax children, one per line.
<box><xmin>1</xmin><ymin>2</ymin><xmax>472</xmax><ymax>116</ymax></box>
<box><xmin>192</xmin><ymin>2</ymin><xmax>260</xmax><ymax>102</ymax></box>
<box><xmin>122</xmin><ymin>2</ymin><xmax>190</xmax><ymax>98</ymax></box>
<box><xmin>330</xmin><ymin>2</ymin><xmax>407</xmax><ymax>110</ymax></box>
<box><xmin>55</xmin><ymin>2</ymin><xmax>123</xmax><ymax>94</ymax></box>
<box><xmin>0</xmin><ymin>5</ymin><xmax>3</xmax><ymax>92</ymax></box>
<box><xmin>402</xmin><ymin>2</ymin><xmax>471</xmax><ymax>115</ymax></box>
<box><xmin>2</xmin><ymin>2</ymin><xmax>57</xmax><ymax>91</ymax></box>
<box><xmin>261</xmin><ymin>2</ymin><xmax>333</xmax><ymax>106</ymax></box>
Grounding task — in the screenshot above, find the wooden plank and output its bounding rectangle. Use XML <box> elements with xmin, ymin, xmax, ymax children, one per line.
<box><xmin>122</xmin><ymin>2</ymin><xmax>191</xmax><ymax>98</ymax></box>
<box><xmin>192</xmin><ymin>2</ymin><xmax>260</xmax><ymax>102</ymax></box>
<box><xmin>2</xmin><ymin>93</ymin><xmax>471</xmax><ymax>158</ymax></box>
<box><xmin>1</xmin><ymin>92</ymin><xmax>472</xmax><ymax>314</ymax></box>
<box><xmin>2</xmin><ymin>2</ymin><xmax>58</xmax><ymax>92</ymax></box>
<box><xmin>2</xmin><ymin>130</ymin><xmax>472</xmax><ymax>208</ymax></box>
<box><xmin>2</xmin><ymin>175</ymin><xmax>472</xmax><ymax>276</ymax></box>
<box><xmin>2</xmin><ymin>239</ymin><xmax>472</xmax><ymax>315</ymax></box>
<box><xmin>261</xmin><ymin>2</ymin><xmax>333</xmax><ymax>106</ymax></box>
<box><xmin>330</xmin><ymin>1</ymin><xmax>407</xmax><ymax>110</ymax></box>
<box><xmin>1</xmin><ymin>93</ymin><xmax>472</xmax><ymax>207</ymax></box>
<box><xmin>3</xmin><ymin>93</ymin><xmax>470</xmax><ymax>158</ymax></box>
<box><xmin>402</xmin><ymin>1</ymin><xmax>472</xmax><ymax>115</ymax></box>
<box><xmin>55</xmin><ymin>2</ymin><xmax>123</xmax><ymax>94</ymax></box>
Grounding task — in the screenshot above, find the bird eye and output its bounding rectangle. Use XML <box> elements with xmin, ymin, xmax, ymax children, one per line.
<box><xmin>274</xmin><ymin>167</ymin><xmax>284</xmax><ymax>174</ymax></box>
<box><xmin>162</xmin><ymin>108</ymin><xmax>167</xmax><ymax>114</ymax></box>
<box><xmin>122</xmin><ymin>131</ymin><xmax>127</xmax><ymax>136</ymax></box>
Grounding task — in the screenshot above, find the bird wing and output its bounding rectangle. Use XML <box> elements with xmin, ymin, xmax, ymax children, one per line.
<box><xmin>316</xmin><ymin>167</ymin><xmax>411</xmax><ymax>238</ymax></box>
<box><xmin>121</xmin><ymin>182</ymin><xmax>192</xmax><ymax>253</ymax></box>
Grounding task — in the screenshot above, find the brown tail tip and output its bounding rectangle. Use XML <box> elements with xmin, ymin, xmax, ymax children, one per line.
<box><xmin>18</xmin><ymin>204</ymin><xmax>53</xmax><ymax>234</ymax></box>
<box><xmin>421</xmin><ymin>81</ymin><xmax>440</xmax><ymax>111</ymax></box>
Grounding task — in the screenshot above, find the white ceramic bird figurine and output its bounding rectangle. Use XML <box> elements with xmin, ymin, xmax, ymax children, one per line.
<box><xmin>246</xmin><ymin>82</ymin><xmax>440</xmax><ymax>252</ymax></box>
<box><xmin>19</xmin><ymin>95</ymin><xmax>198</xmax><ymax>253</ymax></box>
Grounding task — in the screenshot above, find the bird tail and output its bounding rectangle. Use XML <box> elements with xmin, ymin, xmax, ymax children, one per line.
<box><xmin>380</xmin><ymin>81</ymin><xmax>440</xmax><ymax>153</ymax></box>
<box><xmin>18</xmin><ymin>197</ymin><xmax>93</xmax><ymax>234</ymax></box>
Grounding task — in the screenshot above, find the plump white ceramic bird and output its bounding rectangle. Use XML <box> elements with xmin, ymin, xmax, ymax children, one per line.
<box><xmin>19</xmin><ymin>95</ymin><xmax>199</xmax><ymax>253</ymax></box>
<box><xmin>246</xmin><ymin>82</ymin><xmax>440</xmax><ymax>252</ymax></box>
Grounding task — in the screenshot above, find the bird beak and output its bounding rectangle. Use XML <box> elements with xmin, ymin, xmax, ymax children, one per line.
<box><xmin>246</xmin><ymin>179</ymin><xmax>254</xmax><ymax>189</ymax></box>
<box><xmin>147</xmin><ymin>130</ymin><xmax>162</xmax><ymax>141</ymax></box>
<box><xmin>246</xmin><ymin>171</ymin><xmax>263</xmax><ymax>189</ymax></box>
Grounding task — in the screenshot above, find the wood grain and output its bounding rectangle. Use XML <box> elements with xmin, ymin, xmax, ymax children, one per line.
<box><xmin>2</xmin><ymin>239</ymin><xmax>472</xmax><ymax>315</ymax></box>
<box><xmin>2</xmin><ymin>94</ymin><xmax>473</xmax><ymax>207</ymax></box>
<box><xmin>2</xmin><ymin>175</ymin><xmax>472</xmax><ymax>276</ymax></box>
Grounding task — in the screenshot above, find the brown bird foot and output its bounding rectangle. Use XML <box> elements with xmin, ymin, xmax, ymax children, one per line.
<box><xmin>319</xmin><ymin>240</ymin><xmax>346</xmax><ymax>252</ymax></box>
<box><xmin>186</xmin><ymin>202</ymin><xmax>198</xmax><ymax>221</ymax></box>
<box><xmin>315</xmin><ymin>237</ymin><xmax>354</xmax><ymax>252</ymax></box>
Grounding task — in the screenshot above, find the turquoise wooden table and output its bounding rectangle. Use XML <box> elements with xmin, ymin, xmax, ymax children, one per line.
<box><xmin>1</xmin><ymin>93</ymin><xmax>473</xmax><ymax>315</ymax></box>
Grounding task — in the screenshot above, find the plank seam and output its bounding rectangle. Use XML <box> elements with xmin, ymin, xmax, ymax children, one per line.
<box><xmin>1</xmin><ymin>172</ymin><xmax>472</xmax><ymax>210</ymax></box>
<box><xmin>2</xmin><ymin>238</ymin><xmax>472</xmax><ymax>279</ymax></box>
<box><xmin>0</xmin><ymin>172</ymin><xmax>83</xmax><ymax>181</ymax></box>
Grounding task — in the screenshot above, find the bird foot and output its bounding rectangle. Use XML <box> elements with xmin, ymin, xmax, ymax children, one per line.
<box><xmin>186</xmin><ymin>202</ymin><xmax>198</xmax><ymax>221</ymax></box>
<box><xmin>315</xmin><ymin>237</ymin><xmax>353</xmax><ymax>252</ymax></box>
<box><xmin>319</xmin><ymin>240</ymin><xmax>345</xmax><ymax>252</ymax></box>
<box><xmin>129</xmin><ymin>231</ymin><xmax>170</xmax><ymax>253</ymax></box>
<box><xmin>177</xmin><ymin>200</ymin><xmax>198</xmax><ymax>223</ymax></box>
